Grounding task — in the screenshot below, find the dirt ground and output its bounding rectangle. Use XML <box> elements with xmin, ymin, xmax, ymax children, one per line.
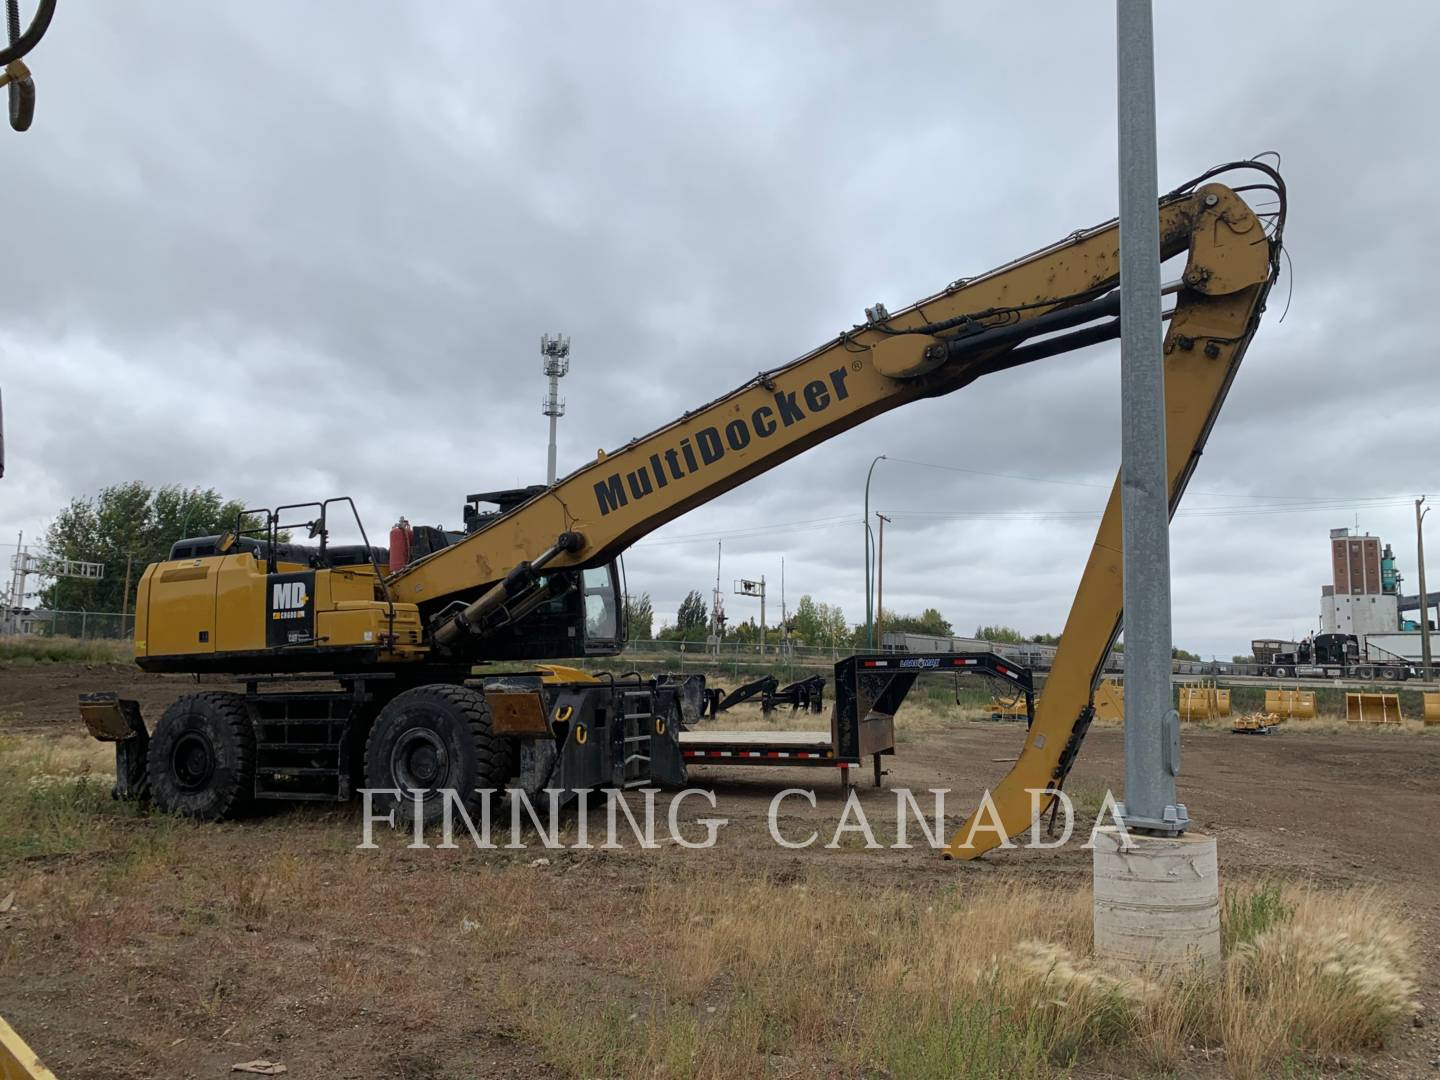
<box><xmin>2</xmin><ymin>663</ymin><xmax>1438</xmax><ymax>1078</ymax></box>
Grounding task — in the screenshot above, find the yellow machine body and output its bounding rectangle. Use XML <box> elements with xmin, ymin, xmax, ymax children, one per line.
<box><xmin>136</xmin><ymin>551</ymin><xmax>423</xmax><ymax>670</ymax></box>
<box><xmin>125</xmin><ymin>163</ymin><xmax>1284</xmax><ymax>860</ymax></box>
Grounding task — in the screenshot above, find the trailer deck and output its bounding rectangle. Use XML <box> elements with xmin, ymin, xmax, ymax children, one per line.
<box><xmin>679</xmin><ymin>652</ymin><xmax>1034</xmax><ymax>786</ymax></box>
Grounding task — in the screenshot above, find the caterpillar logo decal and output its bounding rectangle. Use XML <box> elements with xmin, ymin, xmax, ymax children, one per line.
<box><xmin>267</xmin><ymin>571</ymin><xmax>315</xmax><ymax>647</ymax></box>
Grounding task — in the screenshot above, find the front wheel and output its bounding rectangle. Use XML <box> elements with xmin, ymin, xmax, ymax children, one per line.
<box><xmin>1273</xmin><ymin>666</ymin><xmax>1292</xmax><ymax>679</ymax></box>
<box><xmin>364</xmin><ymin>684</ymin><xmax>508</xmax><ymax>826</ymax></box>
<box><xmin>148</xmin><ymin>692</ymin><xmax>255</xmax><ymax>820</ymax></box>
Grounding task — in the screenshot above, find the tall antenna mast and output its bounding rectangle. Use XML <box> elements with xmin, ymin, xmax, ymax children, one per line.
<box><xmin>540</xmin><ymin>333</ymin><xmax>571</xmax><ymax>486</ymax></box>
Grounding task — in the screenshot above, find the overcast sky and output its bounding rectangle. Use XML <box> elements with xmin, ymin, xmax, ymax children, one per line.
<box><xmin>2</xmin><ymin>2</ymin><xmax>1436</xmax><ymax>658</ymax></box>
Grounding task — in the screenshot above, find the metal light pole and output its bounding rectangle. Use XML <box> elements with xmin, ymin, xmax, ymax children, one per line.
<box><xmin>1418</xmin><ymin>497</ymin><xmax>1432</xmax><ymax>680</ymax></box>
<box><xmin>1115</xmin><ymin>0</ymin><xmax>1186</xmax><ymax>834</ymax></box>
<box><xmin>863</xmin><ymin>454</ymin><xmax>886</xmax><ymax>649</ymax></box>
<box><xmin>875</xmin><ymin>512</ymin><xmax>891</xmax><ymax>648</ymax></box>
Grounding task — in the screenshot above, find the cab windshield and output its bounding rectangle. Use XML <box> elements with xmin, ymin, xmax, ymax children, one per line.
<box><xmin>582</xmin><ymin>566</ymin><xmax>619</xmax><ymax>644</ymax></box>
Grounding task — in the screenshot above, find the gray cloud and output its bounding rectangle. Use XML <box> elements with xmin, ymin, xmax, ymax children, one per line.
<box><xmin>3</xmin><ymin>1</ymin><xmax>1437</xmax><ymax>657</ymax></box>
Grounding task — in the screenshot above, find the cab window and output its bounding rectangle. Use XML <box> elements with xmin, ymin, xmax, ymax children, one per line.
<box><xmin>582</xmin><ymin>567</ymin><xmax>618</xmax><ymax>643</ymax></box>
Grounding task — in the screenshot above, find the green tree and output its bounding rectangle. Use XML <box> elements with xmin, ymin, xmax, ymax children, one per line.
<box><xmin>676</xmin><ymin>589</ymin><xmax>708</xmax><ymax>633</ymax></box>
<box><xmin>880</xmin><ymin>607</ymin><xmax>953</xmax><ymax>637</ymax></box>
<box><xmin>817</xmin><ymin>602</ymin><xmax>847</xmax><ymax>646</ymax></box>
<box><xmin>791</xmin><ymin>595</ymin><xmax>822</xmax><ymax>644</ymax></box>
<box><xmin>657</xmin><ymin>589</ymin><xmax>711</xmax><ymax>643</ymax></box>
<box><xmin>624</xmin><ymin>592</ymin><xmax>654</xmax><ymax>640</ymax></box>
<box><xmin>729</xmin><ymin>617</ymin><xmax>760</xmax><ymax>644</ymax></box>
<box><xmin>975</xmin><ymin>624</ymin><xmax>1026</xmax><ymax>644</ymax></box>
<box><xmin>41</xmin><ymin>482</ymin><xmax>254</xmax><ymax>613</ymax></box>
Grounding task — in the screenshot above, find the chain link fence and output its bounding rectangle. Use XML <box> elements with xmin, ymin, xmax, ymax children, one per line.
<box><xmin>6</xmin><ymin>609</ymin><xmax>135</xmax><ymax>640</ymax></box>
<box><xmin>0</xmin><ymin>614</ymin><xmax>1321</xmax><ymax>681</ymax></box>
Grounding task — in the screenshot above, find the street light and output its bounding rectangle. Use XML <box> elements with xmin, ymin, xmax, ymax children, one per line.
<box><xmin>863</xmin><ymin>454</ymin><xmax>886</xmax><ymax>649</ymax></box>
<box><xmin>1418</xmin><ymin>496</ymin><xmax>1432</xmax><ymax>681</ymax></box>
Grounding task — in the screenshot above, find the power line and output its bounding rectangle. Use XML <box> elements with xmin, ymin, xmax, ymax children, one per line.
<box><xmin>633</xmin><ymin>515</ymin><xmax>854</xmax><ymax>548</ymax></box>
<box><xmin>883</xmin><ymin>455</ymin><xmax>1414</xmax><ymax>502</ymax></box>
<box><xmin>881</xmin><ymin>498</ymin><xmax>1413</xmax><ymax>523</ymax></box>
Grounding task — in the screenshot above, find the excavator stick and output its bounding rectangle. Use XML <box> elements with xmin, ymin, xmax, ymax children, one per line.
<box><xmin>944</xmin><ymin>171</ymin><xmax>1282</xmax><ymax>859</ymax></box>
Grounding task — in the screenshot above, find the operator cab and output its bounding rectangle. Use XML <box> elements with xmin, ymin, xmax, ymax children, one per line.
<box><xmin>470</xmin><ymin>561</ymin><xmax>625</xmax><ymax>662</ymax></box>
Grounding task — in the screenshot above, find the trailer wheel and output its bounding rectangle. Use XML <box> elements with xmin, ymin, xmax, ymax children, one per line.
<box><xmin>148</xmin><ymin>692</ymin><xmax>255</xmax><ymax>820</ymax></box>
<box><xmin>364</xmin><ymin>684</ymin><xmax>506</xmax><ymax>826</ymax></box>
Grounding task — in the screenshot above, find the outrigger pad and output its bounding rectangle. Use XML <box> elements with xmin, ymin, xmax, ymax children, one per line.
<box><xmin>78</xmin><ymin>692</ymin><xmax>150</xmax><ymax>801</ymax></box>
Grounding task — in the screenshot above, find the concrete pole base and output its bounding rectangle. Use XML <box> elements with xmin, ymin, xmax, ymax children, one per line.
<box><xmin>1092</xmin><ymin>826</ymin><xmax>1221</xmax><ymax>979</ymax></box>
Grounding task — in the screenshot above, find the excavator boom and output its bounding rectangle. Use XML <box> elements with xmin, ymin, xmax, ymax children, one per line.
<box><xmin>407</xmin><ymin>161</ymin><xmax>1283</xmax><ymax>860</ymax></box>
<box><xmin>397</xmin><ymin>164</ymin><xmax>1283</xmax><ymax>668</ymax></box>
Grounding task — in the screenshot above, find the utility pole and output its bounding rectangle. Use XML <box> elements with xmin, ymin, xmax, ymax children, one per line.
<box><xmin>863</xmin><ymin>454</ymin><xmax>886</xmax><ymax>649</ymax></box>
<box><xmin>120</xmin><ymin>554</ymin><xmax>134</xmax><ymax>623</ymax></box>
<box><xmin>1092</xmin><ymin>0</ymin><xmax>1219</xmax><ymax>981</ymax></box>
<box><xmin>1418</xmin><ymin>497</ymin><xmax>1432</xmax><ymax>680</ymax></box>
<box><xmin>875</xmin><ymin>513</ymin><xmax>891</xmax><ymax>648</ymax></box>
<box><xmin>709</xmin><ymin>540</ymin><xmax>725</xmax><ymax>654</ymax></box>
<box><xmin>540</xmin><ymin>334</ymin><xmax>571</xmax><ymax>486</ymax></box>
<box><xmin>4</xmin><ymin>530</ymin><xmax>21</xmax><ymax>633</ymax></box>
<box><xmin>1114</xmin><ymin>0</ymin><xmax>1185</xmax><ymax>837</ymax></box>
<box><xmin>780</xmin><ymin>556</ymin><xmax>788</xmax><ymax>655</ymax></box>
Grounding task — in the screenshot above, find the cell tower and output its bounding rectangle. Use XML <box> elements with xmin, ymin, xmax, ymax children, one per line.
<box><xmin>540</xmin><ymin>334</ymin><xmax>571</xmax><ymax>485</ymax></box>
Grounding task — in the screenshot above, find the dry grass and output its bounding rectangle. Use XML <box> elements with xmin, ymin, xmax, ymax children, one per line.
<box><xmin>0</xmin><ymin>731</ymin><xmax>1419</xmax><ymax>1079</ymax></box>
<box><xmin>0</xmin><ymin>634</ymin><xmax>132</xmax><ymax>665</ymax></box>
<box><xmin>496</xmin><ymin>873</ymin><xmax>1417</xmax><ymax>1079</ymax></box>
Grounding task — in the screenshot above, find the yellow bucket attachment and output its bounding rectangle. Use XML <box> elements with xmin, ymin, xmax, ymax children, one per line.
<box><xmin>1263</xmin><ymin>688</ymin><xmax>1315</xmax><ymax>720</ymax></box>
<box><xmin>1424</xmin><ymin>692</ymin><xmax>1440</xmax><ymax>727</ymax></box>
<box><xmin>1177</xmin><ymin>681</ymin><xmax>1229</xmax><ymax>721</ymax></box>
<box><xmin>1177</xmin><ymin>686</ymin><xmax>1212</xmax><ymax>721</ymax></box>
<box><xmin>989</xmin><ymin>694</ymin><xmax>1030</xmax><ymax>721</ymax></box>
<box><xmin>1093</xmin><ymin>679</ymin><xmax>1124</xmax><ymax>722</ymax></box>
<box><xmin>1</xmin><ymin>1014</ymin><xmax>58</xmax><ymax>1080</ymax></box>
<box><xmin>1345</xmin><ymin>691</ymin><xmax>1402</xmax><ymax>725</ymax></box>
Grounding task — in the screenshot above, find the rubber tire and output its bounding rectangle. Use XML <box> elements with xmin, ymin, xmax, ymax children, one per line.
<box><xmin>1380</xmin><ymin>666</ymin><xmax>1400</xmax><ymax>682</ymax></box>
<box><xmin>148</xmin><ymin>692</ymin><xmax>256</xmax><ymax>820</ymax></box>
<box><xmin>1356</xmin><ymin>666</ymin><xmax>1374</xmax><ymax>680</ymax></box>
<box><xmin>364</xmin><ymin>684</ymin><xmax>506</xmax><ymax>826</ymax></box>
<box><xmin>1273</xmin><ymin>666</ymin><xmax>1291</xmax><ymax>679</ymax></box>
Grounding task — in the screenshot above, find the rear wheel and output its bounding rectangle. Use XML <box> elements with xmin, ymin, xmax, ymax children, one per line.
<box><xmin>364</xmin><ymin>684</ymin><xmax>507</xmax><ymax>826</ymax></box>
<box><xmin>148</xmin><ymin>692</ymin><xmax>255</xmax><ymax>820</ymax></box>
<box><xmin>1356</xmin><ymin>666</ymin><xmax>1375</xmax><ymax>680</ymax></box>
<box><xmin>1380</xmin><ymin>666</ymin><xmax>1401</xmax><ymax>681</ymax></box>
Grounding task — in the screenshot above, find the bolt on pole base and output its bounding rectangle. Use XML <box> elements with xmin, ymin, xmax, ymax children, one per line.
<box><xmin>1115</xmin><ymin>800</ymin><xmax>1190</xmax><ymax>836</ymax></box>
